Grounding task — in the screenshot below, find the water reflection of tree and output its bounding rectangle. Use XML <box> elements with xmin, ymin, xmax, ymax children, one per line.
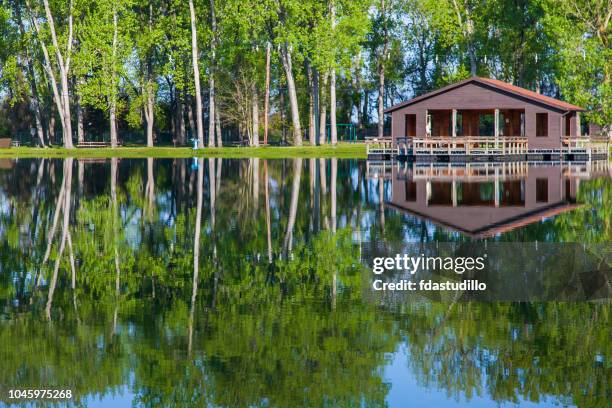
<box><xmin>400</xmin><ymin>302</ymin><xmax>610</xmax><ymax>408</ymax></box>
<box><xmin>0</xmin><ymin>158</ymin><xmax>610</xmax><ymax>407</ymax></box>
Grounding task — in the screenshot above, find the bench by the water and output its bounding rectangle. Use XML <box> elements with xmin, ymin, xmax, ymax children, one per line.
<box><xmin>76</xmin><ymin>141</ymin><xmax>122</xmax><ymax>148</ymax></box>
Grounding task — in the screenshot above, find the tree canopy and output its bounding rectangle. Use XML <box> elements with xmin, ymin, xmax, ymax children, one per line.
<box><xmin>0</xmin><ymin>0</ymin><xmax>609</xmax><ymax>147</ymax></box>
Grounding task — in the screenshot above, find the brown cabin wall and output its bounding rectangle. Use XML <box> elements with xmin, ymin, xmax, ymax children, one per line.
<box><xmin>390</xmin><ymin>83</ymin><xmax>568</xmax><ymax>149</ymax></box>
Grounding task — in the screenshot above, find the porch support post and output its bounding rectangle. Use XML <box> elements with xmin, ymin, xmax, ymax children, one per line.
<box><xmin>575</xmin><ymin>112</ymin><xmax>581</xmax><ymax>137</ymax></box>
<box><xmin>493</xmin><ymin>109</ymin><xmax>499</xmax><ymax>139</ymax></box>
<box><xmin>452</xmin><ymin>109</ymin><xmax>457</xmax><ymax>150</ymax></box>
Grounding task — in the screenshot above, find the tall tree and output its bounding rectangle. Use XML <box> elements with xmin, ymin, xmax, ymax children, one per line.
<box><xmin>10</xmin><ymin>2</ymin><xmax>47</xmax><ymax>146</ymax></box>
<box><xmin>543</xmin><ymin>0</ymin><xmax>611</xmax><ymax>131</ymax></box>
<box><xmin>76</xmin><ymin>0</ymin><xmax>131</xmax><ymax>147</ymax></box>
<box><xmin>329</xmin><ymin>0</ymin><xmax>337</xmax><ymax>145</ymax></box>
<box><xmin>26</xmin><ymin>0</ymin><xmax>76</xmax><ymax>148</ymax></box>
<box><xmin>189</xmin><ymin>0</ymin><xmax>204</xmax><ymax>147</ymax></box>
<box><xmin>208</xmin><ymin>0</ymin><xmax>218</xmax><ymax>146</ymax></box>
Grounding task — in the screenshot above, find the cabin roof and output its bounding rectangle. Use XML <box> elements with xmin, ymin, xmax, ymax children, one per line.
<box><xmin>384</xmin><ymin>76</ymin><xmax>585</xmax><ymax>114</ymax></box>
<box><xmin>387</xmin><ymin>201</ymin><xmax>582</xmax><ymax>239</ymax></box>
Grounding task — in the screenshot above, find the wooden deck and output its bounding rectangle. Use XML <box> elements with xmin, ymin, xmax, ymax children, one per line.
<box><xmin>366</xmin><ymin>135</ymin><xmax>610</xmax><ymax>161</ymax></box>
<box><xmin>412</xmin><ymin>136</ymin><xmax>528</xmax><ymax>156</ymax></box>
<box><xmin>364</xmin><ymin>137</ymin><xmax>397</xmax><ymax>159</ymax></box>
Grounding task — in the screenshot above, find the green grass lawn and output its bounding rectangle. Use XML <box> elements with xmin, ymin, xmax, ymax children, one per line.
<box><xmin>0</xmin><ymin>143</ymin><xmax>367</xmax><ymax>159</ymax></box>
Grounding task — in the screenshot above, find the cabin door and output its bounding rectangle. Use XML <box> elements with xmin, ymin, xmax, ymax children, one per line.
<box><xmin>404</xmin><ymin>114</ymin><xmax>416</xmax><ymax>137</ymax></box>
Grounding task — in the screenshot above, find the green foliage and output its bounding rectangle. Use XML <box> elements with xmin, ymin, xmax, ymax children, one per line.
<box><xmin>541</xmin><ymin>0</ymin><xmax>611</xmax><ymax>127</ymax></box>
<box><xmin>0</xmin><ymin>0</ymin><xmax>610</xmax><ymax>147</ymax></box>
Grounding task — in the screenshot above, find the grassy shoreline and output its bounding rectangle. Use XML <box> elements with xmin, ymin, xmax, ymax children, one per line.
<box><xmin>0</xmin><ymin>144</ymin><xmax>367</xmax><ymax>159</ymax></box>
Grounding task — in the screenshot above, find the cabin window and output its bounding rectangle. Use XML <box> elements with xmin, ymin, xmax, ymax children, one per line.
<box><xmin>457</xmin><ymin>182</ymin><xmax>495</xmax><ymax>206</ymax></box>
<box><xmin>500</xmin><ymin>180</ymin><xmax>525</xmax><ymax>206</ymax></box>
<box><xmin>404</xmin><ymin>114</ymin><xmax>416</xmax><ymax>137</ymax></box>
<box><xmin>536</xmin><ymin>113</ymin><xmax>548</xmax><ymax>137</ymax></box>
<box><xmin>456</xmin><ymin>113</ymin><xmax>463</xmax><ymax>136</ymax></box>
<box><xmin>405</xmin><ymin>181</ymin><xmax>417</xmax><ymax>201</ymax></box>
<box><xmin>536</xmin><ymin>178</ymin><xmax>548</xmax><ymax>202</ymax></box>
<box><xmin>478</xmin><ymin>113</ymin><xmax>495</xmax><ymax>136</ymax></box>
<box><xmin>428</xmin><ymin>182</ymin><xmax>452</xmax><ymax>205</ymax></box>
<box><xmin>565</xmin><ymin>179</ymin><xmax>573</xmax><ymax>202</ymax></box>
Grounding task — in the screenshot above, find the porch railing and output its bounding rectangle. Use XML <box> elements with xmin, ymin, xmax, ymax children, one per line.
<box><xmin>365</xmin><ymin>137</ymin><xmax>397</xmax><ymax>156</ymax></box>
<box><xmin>562</xmin><ymin>136</ymin><xmax>610</xmax><ymax>155</ymax></box>
<box><xmin>412</xmin><ymin>136</ymin><xmax>528</xmax><ymax>155</ymax></box>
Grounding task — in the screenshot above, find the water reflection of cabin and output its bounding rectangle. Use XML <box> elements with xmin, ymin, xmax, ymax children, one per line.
<box><xmin>370</xmin><ymin>77</ymin><xmax>609</xmax><ymax>161</ymax></box>
<box><xmin>387</xmin><ymin>163</ymin><xmax>598</xmax><ymax>238</ymax></box>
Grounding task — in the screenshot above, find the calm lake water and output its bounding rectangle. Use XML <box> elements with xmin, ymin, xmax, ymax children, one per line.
<box><xmin>0</xmin><ymin>158</ymin><xmax>610</xmax><ymax>407</ymax></box>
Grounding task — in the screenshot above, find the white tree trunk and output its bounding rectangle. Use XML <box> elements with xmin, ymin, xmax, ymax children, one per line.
<box><xmin>110</xmin><ymin>104</ymin><xmax>118</xmax><ymax>147</ymax></box>
<box><xmin>42</xmin><ymin>171</ymin><xmax>66</xmax><ymax>265</ymax></box>
<box><xmin>377</xmin><ymin>66</ymin><xmax>385</xmax><ymax>138</ymax></box>
<box><xmin>331</xmin><ymin>158</ymin><xmax>337</xmax><ymax>233</ymax></box>
<box><xmin>30</xmin><ymin>0</ymin><xmax>75</xmax><ymax>148</ymax></box>
<box><xmin>319</xmin><ymin>73</ymin><xmax>327</xmax><ymax>145</ymax></box>
<box><xmin>208</xmin><ymin>158</ymin><xmax>216</xmax><ymax>228</ymax></box>
<box><xmin>189</xmin><ymin>0</ymin><xmax>204</xmax><ymax>148</ymax></box>
<box><xmin>76</xmin><ymin>90</ymin><xmax>84</xmax><ymax>143</ymax></box>
<box><xmin>189</xmin><ymin>157</ymin><xmax>204</xmax><ymax>354</ymax></box>
<box><xmin>145</xmin><ymin>86</ymin><xmax>154</xmax><ymax>147</ymax></box>
<box><xmin>252</xmin><ymin>83</ymin><xmax>259</xmax><ymax>146</ymax></box>
<box><xmin>192</xmin><ymin>157</ymin><xmax>203</xmax><ymax>307</ymax></box>
<box><xmin>46</xmin><ymin>158</ymin><xmax>73</xmax><ymax>319</ymax></box>
<box><xmin>208</xmin><ymin>80</ymin><xmax>216</xmax><ymax>147</ymax></box>
<box><xmin>283</xmin><ymin>158</ymin><xmax>302</xmax><ymax>254</ymax></box>
<box><xmin>329</xmin><ymin>0</ymin><xmax>337</xmax><ymax>145</ymax></box>
<box><xmin>377</xmin><ymin>0</ymin><xmax>388</xmax><ymax>139</ymax></box>
<box><xmin>279</xmin><ymin>44</ymin><xmax>302</xmax><ymax>145</ymax></box>
<box><xmin>253</xmin><ymin>157</ymin><xmax>259</xmax><ymax>208</ymax></box>
<box><xmin>264</xmin><ymin>160</ymin><xmax>272</xmax><ymax>263</ymax></box>
<box><xmin>208</xmin><ymin>0</ymin><xmax>218</xmax><ymax>147</ymax></box>
<box><xmin>263</xmin><ymin>42</ymin><xmax>271</xmax><ymax>145</ymax></box>
<box><xmin>330</xmin><ymin>69</ymin><xmax>337</xmax><ymax>145</ymax></box>
<box><xmin>110</xmin><ymin>7</ymin><xmax>118</xmax><ymax>147</ymax></box>
<box><xmin>145</xmin><ymin>157</ymin><xmax>155</xmax><ymax>218</ymax></box>
<box><xmin>15</xmin><ymin>4</ymin><xmax>46</xmax><ymax>147</ymax></box>
<box><xmin>215</xmin><ymin>100</ymin><xmax>222</xmax><ymax>146</ymax></box>
<box><xmin>307</xmin><ymin>62</ymin><xmax>316</xmax><ymax>145</ymax></box>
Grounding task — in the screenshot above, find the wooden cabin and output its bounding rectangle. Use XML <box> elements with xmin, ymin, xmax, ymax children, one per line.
<box><xmin>368</xmin><ymin>77</ymin><xmax>609</xmax><ymax>161</ymax></box>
